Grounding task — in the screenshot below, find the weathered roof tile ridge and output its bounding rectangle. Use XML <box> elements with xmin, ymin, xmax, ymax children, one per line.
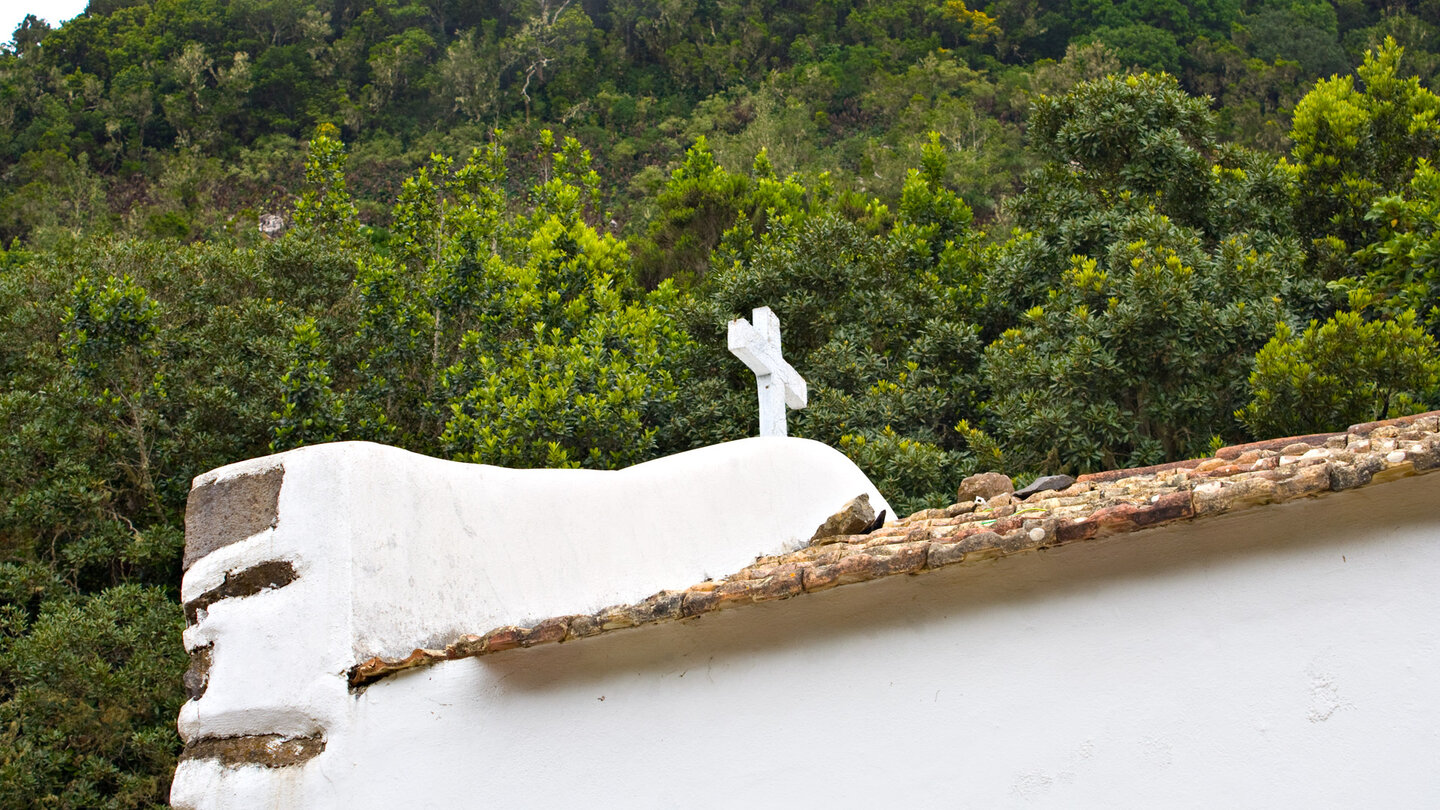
<box><xmin>349</xmin><ymin>410</ymin><xmax>1440</xmax><ymax>688</ymax></box>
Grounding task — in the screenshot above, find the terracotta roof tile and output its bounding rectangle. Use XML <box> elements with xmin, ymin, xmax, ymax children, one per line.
<box><xmin>349</xmin><ymin>409</ymin><xmax>1440</xmax><ymax>688</ymax></box>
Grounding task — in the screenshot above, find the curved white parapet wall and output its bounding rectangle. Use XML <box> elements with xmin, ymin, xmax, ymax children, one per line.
<box><xmin>172</xmin><ymin>437</ymin><xmax>891</xmax><ymax>809</ymax></box>
<box><xmin>173</xmin><ymin>471</ymin><xmax>1440</xmax><ymax>809</ymax></box>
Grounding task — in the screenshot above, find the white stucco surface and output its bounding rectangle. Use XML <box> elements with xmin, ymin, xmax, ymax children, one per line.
<box><xmin>174</xmin><ymin>469</ymin><xmax>1440</xmax><ymax>809</ymax></box>
<box><xmin>173</xmin><ymin>437</ymin><xmax>891</xmax><ymax>804</ymax></box>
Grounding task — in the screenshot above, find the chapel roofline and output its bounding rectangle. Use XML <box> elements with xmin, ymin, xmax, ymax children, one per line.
<box><xmin>349</xmin><ymin>409</ymin><xmax>1440</xmax><ymax>689</ymax></box>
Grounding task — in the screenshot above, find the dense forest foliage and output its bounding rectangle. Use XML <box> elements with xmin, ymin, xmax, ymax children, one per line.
<box><xmin>2</xmin><ymin>1</ymin><xmax>1440</xmax><ymax>805</ymax></box>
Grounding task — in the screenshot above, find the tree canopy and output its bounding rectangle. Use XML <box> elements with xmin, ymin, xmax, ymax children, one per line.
<box><xmin>3</xmin><ymin>6</ymin><xmax>1440</xmax><ymax>805</ymax></box>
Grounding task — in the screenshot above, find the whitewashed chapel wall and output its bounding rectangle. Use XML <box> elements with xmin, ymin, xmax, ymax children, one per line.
<box><xmin>170</xmin><ymin>437</ymin><xmax>892</xmax><ymax>805</ymax></box>
<box><xmin>173</xmin><ymin>444</ymin><xmax>1440</xmax><ymax>808</ymax></box>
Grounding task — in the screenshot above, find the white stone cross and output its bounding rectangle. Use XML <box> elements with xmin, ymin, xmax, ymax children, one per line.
<box><xmin>728</xmin><ymin>306</ymin><xmax>807</xmax><ymax>437</ymax></box>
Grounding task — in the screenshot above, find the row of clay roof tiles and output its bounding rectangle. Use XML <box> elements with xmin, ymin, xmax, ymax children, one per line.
<box><xmin>350</xmin><ymin>409</ymin><xmax>1440</xmax><ymax>688</ymax></box>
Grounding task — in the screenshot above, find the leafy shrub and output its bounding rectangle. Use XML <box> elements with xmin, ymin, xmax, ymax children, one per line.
<box><xmin>0</xmin><ymin>583</ymin><xmax>186</xmax><ymax>809</ymax></box>
<box><xmin>1240</xmin><ymin>309</ymin><xmax>1440</xmax><ymax>437</ymax></box>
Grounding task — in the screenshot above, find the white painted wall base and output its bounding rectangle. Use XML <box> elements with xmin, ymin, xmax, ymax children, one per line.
<box><xmin>174</xmin><ymin>468</ymin><xmax>1440</xmax><ymax>808</ymax></box>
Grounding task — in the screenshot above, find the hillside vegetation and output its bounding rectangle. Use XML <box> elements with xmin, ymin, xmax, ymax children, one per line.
<box><xmin>2</xmin><ymin>2</ymin><xmax>1439</xmax><ymax>805</ymax></box>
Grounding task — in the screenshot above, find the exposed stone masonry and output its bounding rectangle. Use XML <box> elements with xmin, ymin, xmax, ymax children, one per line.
<box><xmin>183</xmin><ymin>559</ymin><xmax>298</xmax><ymax>625</ymax></box>
<box><xmin>183</xmin><ymin>465</ymin><xmax>284</xmax><ymax>571</ymax></box>
<box><xmin>183</xmin><ymin>645</ymin><xmax>213</xmax><ymax>701</ymax></box>
<box><xmin>349</xmin><ymin>410</ymin><xmax>1440</xmax><ymax>688</ymax></box>
<box><xmin>179</xmin><ymin>734</ymin><xmax>325</xmax><ymax>768</ymax></box>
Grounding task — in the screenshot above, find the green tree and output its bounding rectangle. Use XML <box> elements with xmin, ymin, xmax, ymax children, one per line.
<box><xmin>502</xmin><ymin>1</ymin><xmax>597</xmax><ymax>122</ymax></box>
<box><xmin>1240</xmin><ymin>308</ymin><xmax>1440</xmax><ymax>437</ymax></box>
<box><xmin>437</xmin><ymin>27</ymin><xmax>506</xmax><ymax>125</ymax></box>
<box><xmin>292</xmin><ymin>123</ymin><xmax>359</xmax><ymax>235</ymax></box>
<box><xmin>1086</xmin><ymin>24</ymin><xmax>1183</xmax><ymax>73</ymax></box>
<box><xmin>1357</xmin><ymin>158</ymin><xmax>1440</xmax><ymax>337</ymax></box>
<box><xmin>61</xmin><ymin>273</ymin><xmax>167</xmax><ymax>523</ymax></box>
<box><xmin>976</xmin><ymin>72</ymin><xmax>1311</xmax><ymax>474</ymax></box>
<box><xmin>271</xmin><ymin>317</ymin><xmax>347</xmax><ymax>451</ymax></box>
<box><xmin>438</xmin><ymin>225</ymin><xmax>686</xmax><ymax>469</ymax></box>
<box><xmin>632</xmin><ymin>137</ymin><xmax>757</xmax><ymax>288</ymax></box>
<box><xmin>989</xmin><ymin>71</ymin><xmax>1305</xmax><ymax>336</ymax></box>
<box><xmin>1239</xmin><ymin>1</ymin><xmax>1349</xmax><ymax>79</ymax></box>
<box><xmin>983</xmin><ymin>214</ymin><xmax>1296</xmax><ymax>473</ymax></box>
<box><xmin>1024</xmin><ymin>72</ymin><xmax>1217</xmax><ymax>232</ymax></box>
<box><xmin>341</xmin><ymin>141</ymin><xmax>512</xmax><ymax>449</ymax></box>
<box><xmin>0</xmin><ymin>151</ymin><xmax>110</xmax><ymax>246</ymax></box>
<box><xmin>312</xmin><ymin>131</ymin><xmax>687</xmax><ymax>469</ymax></box>
<box><xmin>0</xmin><ymin>584</ymin><xmax>186</xmax><ymax>810</ymax></box>
<box><xmin>1289</xmin><ymin>38</ymin><xmax>1440</xmax><ymax>271</ymax></box>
